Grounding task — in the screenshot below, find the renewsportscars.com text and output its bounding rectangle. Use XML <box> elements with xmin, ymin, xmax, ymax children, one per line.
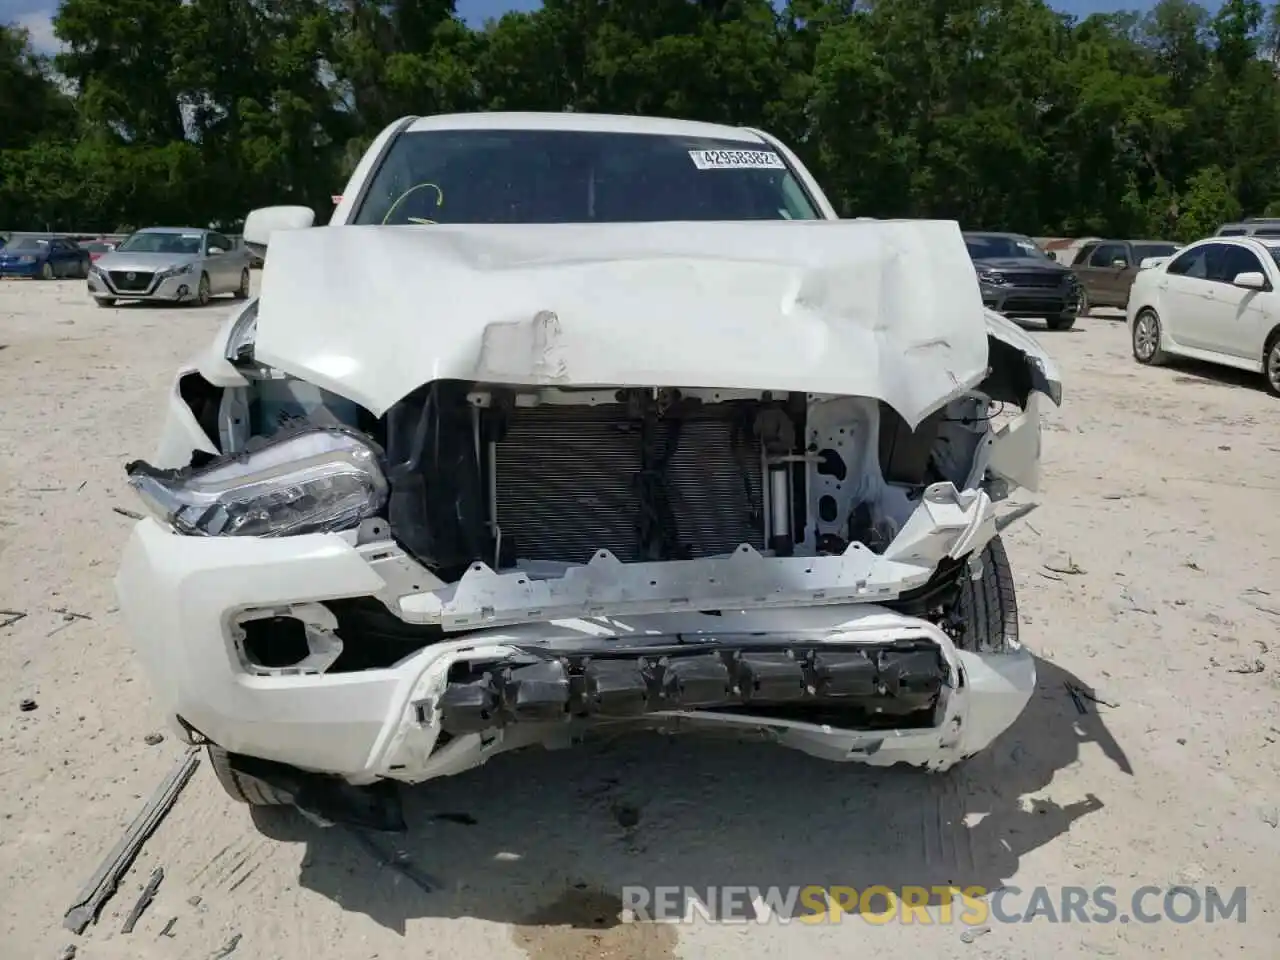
<box><xmin>621</xmin><ymin>885</ymin><xmax>1248</xmax><ymax>925</ymax></box>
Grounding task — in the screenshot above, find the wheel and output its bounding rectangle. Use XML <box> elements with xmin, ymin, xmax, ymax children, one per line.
<box><xmin>955</xmin><ymin>536</ymin><xmax>1019</xmax><ymax>654</ymax></box>
<box><xmin>1264</xmin><ymin>331</ymin><xmax>1280</xmax><ymax>397</ymax></box>
<box><xmin>1046</xmin><ymin>313</ymin><xmax>1076</xmax><ymax>331</ymax></box>
<box><xmin>195</xmin><ymin>272</ymin><xmax>211</xmax><ymax>306</ymax></box>
<box><xmin>39</xmin><ymin>262</ymin><xmax>53</xmax><ymax>280</ymax></box>
<box><xmin>207</xmin><ymin>745</ymin><xmax>292</xmax><ymax>806</ymax></box>
<box><xmin>1076</xmin><ymin>288</ymin><xmax>1089</xmax><ymax>318</ymax></box>
<box><xmin>1131</xmin><ymin>308</ymin><xmax>1167</xmax><ymax>365</ymax></box>
<box><xmin>77</xmin><ymin>260</ymin><xmax>89</xmax><ymax>279</ymax></box>
<box><xmin>234</xmin><ymin>268</ymin><xmax>250</xmax><ymax>299</ymax></box>
<box><xmin>94</xmin><ymin>297</ymin><xmax>115</xmax><ymax>308</ymax></box>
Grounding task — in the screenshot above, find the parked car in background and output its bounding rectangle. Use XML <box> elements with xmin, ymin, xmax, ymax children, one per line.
<box><xmin>80</xmin><ymin>239</ymin><xmax>116</xmax><ymax>262</ymax></box>
<box><xmin>1068</xmin><ymin>239</ymin><xmax>1180</xmax><ymax>315</ymax></box>
<box><xmin>0</xmin><ymin>235</ymin><xmax>92</xmax><ymax>280</ymax></box>
<box><xmin>88</xmin><ymin>227</ymin><xmax>252</xmax><ymax>307</ymax></box>
<box><xmin>1215</xmin><ymin>218</ymin><xmax>1280</xmax><ymax>238</ymax></box>
<box><xmin>1040</xmin><ymin>236</ymin><xmax>1099</xmax><ymax>268</ymax></box>
<box><xmin>1127</xmin><ymin>235</ymin><xmax>1280</xmax><ymax>395</ymax></box>
<box><xmin>964</xmin><ymin>231</ymin><xmax>1082</xmax><ymax>330</ymax></box>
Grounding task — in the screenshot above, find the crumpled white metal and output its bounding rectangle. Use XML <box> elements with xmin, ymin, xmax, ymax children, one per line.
<box><xmin>252</xmin><ymin>218</ymin><xmax>991</xmax><ymax>429</ymax></box>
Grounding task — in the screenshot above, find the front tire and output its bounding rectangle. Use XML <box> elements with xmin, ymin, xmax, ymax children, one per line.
<box><xmin>207</xmin><ymin>745</ymin><xmax>292</xmax><ymax>806</ymax></box>
<box><xmin>94</xmin><ymin>297</ymin><xmax>115</xmax><ymax>308</ymax></box>
<box><xmin>195</xmin><ymin>272</ymin><xmax>211</xmax><ymax>306</ymax></box>
<box><xmin>234</xmin><ymin>268</ymin><xmax>249</xmax><ymax>299</ymax></box>
<box><xmin>1132</xmin><ymin>308</ymin><xmax>1167</xmax><ymax>365</ymax></box>
<box><xmin>956</xmin><ymin>536</ymin><xmax>1019</xmax><ymax>654</ymax></box>
<box><xmin>1264</xmin><ymin>332</ymin><xmax>1280</xmax><ymax>397</ymax></box>
<box><xmin>1046</xmin><ymin>313</ymin><xmax>1076</xmax><ymax>332</ymax></box>
<box><xmin>39</xmin><ymin>262</ymin><xmax>53</xmax><ymax>280</ymax></box>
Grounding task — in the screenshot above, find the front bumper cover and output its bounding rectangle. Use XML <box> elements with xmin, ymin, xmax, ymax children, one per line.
<box><xmin>981</xmin><ymin>283</ymin><xmax>1079</xmax><ymax>318</ymax></box>
<box><xmin>90</xmin><ymin>270</ymin><xmax>197</xmax><ymax>301</ymax></box>
<box><xmin>115</xmin><ymin>516</ymin><xmax>1035</xmax><ymax>785</ymax></box>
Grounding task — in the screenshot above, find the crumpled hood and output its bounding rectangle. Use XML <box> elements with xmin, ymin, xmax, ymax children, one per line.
<box><xmin>253</xmin><ymin>219</ymin><xmax>993</xmax><ymax>428</ymax></box>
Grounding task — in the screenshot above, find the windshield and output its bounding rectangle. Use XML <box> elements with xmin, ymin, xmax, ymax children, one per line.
<box><xmin>1133</xmin><ymin>243</ymin><xmax>1177</xmax><ymax>261</ymax></box>
<box><xmin>116</xmin><ymin>231</ymin><xmax>202</xmax><ymax>255</ymax></box>
<box><xmin>964</xmin><ymin>235</ymin><xmax>1049</xmax><ymax>261</ymax></box>
<box><xmin>353</xmin><ymin>129</ymin><xmax>820</xmax><ymax>225</ymax></box>
<box><xmin>1262</xmin><ymin>244</ymin><xmax>1280</xmax><ymax>269</ymax></box>
<box><xmin>6</xmin><ymin>237</ymin><xmax>48</xmax><ymax>252</ymax></box>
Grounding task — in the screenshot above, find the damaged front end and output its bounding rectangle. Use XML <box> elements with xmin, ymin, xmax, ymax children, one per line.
<box><xmin>114</xmin><ymin>220</ymin><xmax>1060</xmax><ymax>828</ymax></box>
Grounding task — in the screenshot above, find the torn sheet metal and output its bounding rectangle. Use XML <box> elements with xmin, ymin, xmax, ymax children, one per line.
<box><xmin>397</xmin><ymin>480</ymin><xmax>996</xmax><ymax>630</ymax></box>
<box><xmin>251</xmin><ymin>219</ymin><xmax>990</xmax><ymax>428</ymax></box>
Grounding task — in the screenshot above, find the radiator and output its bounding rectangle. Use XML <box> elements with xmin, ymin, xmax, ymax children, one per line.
<box><xmin>493</xmin><ymin>403</ymin><xmax>765</xmax><ymax>565</ymax></box>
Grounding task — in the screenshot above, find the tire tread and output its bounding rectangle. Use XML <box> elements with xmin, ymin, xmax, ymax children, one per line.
<box><xmin>956</xmin><ymin>536</ymin><xmax>1019</xmax><ymax>653</ymax></box>
<box><xmin>207</xmin><ymin>745</ymin><xmax>292</xmax><ymax>806</ymax></box>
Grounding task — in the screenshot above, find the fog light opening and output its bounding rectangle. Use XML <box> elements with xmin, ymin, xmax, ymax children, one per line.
<box><xmin>232</xmin><ymin>603</ymin><xmax>343</xmax><ymax>676</ymax></box>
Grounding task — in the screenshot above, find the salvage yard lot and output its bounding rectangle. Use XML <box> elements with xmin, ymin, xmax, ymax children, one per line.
<box><xmin>1</xmin><ymin>279</ymin><xmax>1278</xmax><ymax>960</ymax></box>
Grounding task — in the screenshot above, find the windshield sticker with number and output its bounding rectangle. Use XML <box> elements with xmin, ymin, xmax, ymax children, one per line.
<box><xmin>689</xmin><ymin>149</ymin><xmax>786</xmax><ymax>170</ymax></box>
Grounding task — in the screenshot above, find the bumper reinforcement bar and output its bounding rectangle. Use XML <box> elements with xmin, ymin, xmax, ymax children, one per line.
<box><xmin>436</xmin><ymin>639</ymin><xmax>950</xmax><ymax>735</ymax></box>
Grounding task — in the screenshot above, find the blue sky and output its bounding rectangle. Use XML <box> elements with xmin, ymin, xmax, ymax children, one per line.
<box><xmin>1</xmin><ymin>0</ymin><xmax>1209</xmax><ymax>55</ymax></box>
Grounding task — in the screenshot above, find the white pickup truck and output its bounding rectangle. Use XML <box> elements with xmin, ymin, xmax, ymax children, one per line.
<box><xmin>114</xmin><ymin>111</ymin><xmax>1061</xmax><ymax>830</ymax></box>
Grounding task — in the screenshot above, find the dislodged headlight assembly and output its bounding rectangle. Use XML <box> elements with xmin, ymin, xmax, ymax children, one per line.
<box><xmin>125</xmin><ymin>427</ymin><xmax>388</xmax><ymax>537</ymax></box>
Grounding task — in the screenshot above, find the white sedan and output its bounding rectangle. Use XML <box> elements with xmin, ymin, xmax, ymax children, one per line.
<box><xmin>1127</xmin><ymin>235</ymin><xmax>1280</xmax><ymax>395</ymax></box>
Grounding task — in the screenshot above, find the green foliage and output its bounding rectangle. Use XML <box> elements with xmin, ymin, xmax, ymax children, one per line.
<box><xmin>3</xmin><ymin>0</ymin><xmax>1280</xmax><ymax>238</ymax></box>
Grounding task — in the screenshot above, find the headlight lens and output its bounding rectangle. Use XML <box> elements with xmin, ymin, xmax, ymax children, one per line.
<box><xmin>125</xmin><ymin>427</ymin><xmax>388</xmax><ymax>537</ymax></box>
<box><xmin>158</xmin><ymin>262</ymin><xmax>194</xmax><ymax>279</ymax></box>
<box><xmin>976</xmin><ymin>268</ymin><xmax>1006</xmax><ymax>286</ymax></box>
<box><xmin>18</xmin><ymin>256</ymin><xmax>36</xmax><ymax>264</ymax></box>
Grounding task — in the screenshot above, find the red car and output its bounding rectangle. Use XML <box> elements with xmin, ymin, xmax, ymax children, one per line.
<box><xmin>81</xmin><ymin>239</ymin><xmax>116</xmax><ymax>262</ymax></box>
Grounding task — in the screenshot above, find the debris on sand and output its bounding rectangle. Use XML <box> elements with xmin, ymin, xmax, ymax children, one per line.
<box><xmin>209</xmin><ymin>933</ymin><xmax>242</xmax><ymax>958</ymax></box>
<box><xmin>1044</xmin><ymin>553</ymin><xmax>1086</xmax><ymax>576</ymax></box>
<box><xmin>63</xmin><ymin>748</ymin><xmax>200</xmax><ymax>934</ymax></box>
<box><xmin>120</xmin><ymin>867</ymin><xmax>164</xmax><ymax>933</ymax></box>
<box><xmin>1227</xmin><ymin>659</ymin><xmax>1265</xmax><ymax>675</ymax></box>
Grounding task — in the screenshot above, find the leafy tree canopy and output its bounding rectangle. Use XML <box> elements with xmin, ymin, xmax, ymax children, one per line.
<box><xmin>2</xmin><ymin>0</ymin><xmax>1279</xmax><ymax>241</ymax></box>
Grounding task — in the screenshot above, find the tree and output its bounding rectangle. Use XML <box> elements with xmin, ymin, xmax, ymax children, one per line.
<box><xmin>3</xmin><ymin>0</ymin><xmax>1280</xmax><ymax>239</ymax></box>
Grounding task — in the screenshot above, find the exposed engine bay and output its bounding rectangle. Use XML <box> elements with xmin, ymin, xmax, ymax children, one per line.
<box><xmin>130</xmin><ymin>337</ymin><xmax>1043</xmax><ymax>734</ymax></box>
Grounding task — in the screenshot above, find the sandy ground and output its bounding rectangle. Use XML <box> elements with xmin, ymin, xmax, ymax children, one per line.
<box><xmin>1</xmin><ymin>279</ymin><xmax>1279</xmax><ymax>960</ymax></box>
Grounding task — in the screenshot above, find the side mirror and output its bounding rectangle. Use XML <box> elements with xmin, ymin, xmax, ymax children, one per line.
<box><xmin>207</xmin><ymin>247</ymin><xmax>225</xmax><ymax>256</ymax></box>
<box><xmin>1111</xmin><ymin>258</ymin><xmax>1128</xmax><ymax>269</ymax></box>
<box><xmin>243</xmin><ymin>205</ymin><xmax>315</xmax><ymax>259</ymax></box>
<box><xmin>1046</xmin><ymin>251</ymin><xmax>1057</xmax><ymax>261</ymax></box>
<box><xmin>1233</xmin><ymin>271</ymin><xmax>1267</xmax><ymax>290</ymax></box>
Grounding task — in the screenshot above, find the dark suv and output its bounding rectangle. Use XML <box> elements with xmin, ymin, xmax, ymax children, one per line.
<box><xmin>964</xmin><ymin>232</ymin><xmax>1082</xmax><ymax>331</ymax></box>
